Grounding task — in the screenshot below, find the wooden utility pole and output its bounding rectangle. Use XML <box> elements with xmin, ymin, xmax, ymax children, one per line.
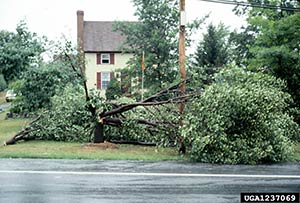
<box><xmin>178</xmin><ymin>0</ymin><xmax>186</xmax><ymax>153</ymax></box>
<box><xmin>179</xmin><ymin>0</ymin><xmax>186</xmax><ymax>114</ymax></box>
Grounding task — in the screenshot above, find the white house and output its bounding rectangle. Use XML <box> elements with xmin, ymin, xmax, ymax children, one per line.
<box><xmin>77</xmin><ymin>10</ymin><xmax>133</xmax><ymax>96</ymax></box>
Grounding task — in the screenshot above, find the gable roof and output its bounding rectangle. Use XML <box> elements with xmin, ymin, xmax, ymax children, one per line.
<box><xmin>84</xmin><ymin>21</ymin><xmax>127</xmax><ymax>52</ymax></box>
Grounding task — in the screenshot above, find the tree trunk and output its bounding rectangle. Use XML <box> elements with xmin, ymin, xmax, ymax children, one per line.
<box><xmin>93</xmin><ymin>122</ymin><xmax>104</xmax><ymax>143</ymax></box>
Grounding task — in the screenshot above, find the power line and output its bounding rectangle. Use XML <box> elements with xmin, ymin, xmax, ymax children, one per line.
<box><xmin>197</xmin><ymin>0</ymin><xmax>300</xmax><ymax>12</ymax></box>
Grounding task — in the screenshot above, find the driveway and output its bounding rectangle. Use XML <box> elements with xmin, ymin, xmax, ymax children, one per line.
<box><xmin>0</xmin><ymin>159</ymin><xmax>299</xmax><ymax>203</ymax></box>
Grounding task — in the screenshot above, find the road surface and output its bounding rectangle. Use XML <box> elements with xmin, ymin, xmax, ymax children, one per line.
<box><xmin>0</xmin><ymin>159</ymin><xmax>299</xmax><ymax>203</ymax></box>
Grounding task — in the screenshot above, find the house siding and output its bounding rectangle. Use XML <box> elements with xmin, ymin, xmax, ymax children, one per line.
<box><xmin>85</xmin><ymin>52</ymin><xmax>133</xmax><ymax>97</ymax></box>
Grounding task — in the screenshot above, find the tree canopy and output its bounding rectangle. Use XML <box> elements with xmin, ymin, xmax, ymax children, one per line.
<box><xmin>234</xmin><ymin>0</ymin><xmax>300</xmax><ymax>123</ymax></box>
<box><xmin>193</xmin><ymin>23</ymin><xmax>231</xmax><ymax>84</ymax></box>
<box><xmin>194</xmin><ymin>23</ymin><xmax>230</xmax><ymax>68</ymax></box>
<box><xmin>114</xmin><ymin>0</ymin><xmax>205</xmax><ymax>95</ymax></box>
<box><xmin>114</xmin><ymin>0</ymin><xmax>179</xmax><ymax>92</ymax></box>
<box><xmin>0</xmin><ymin>21</ymin><xmax>45</xmax><ymax>83</ymax></box>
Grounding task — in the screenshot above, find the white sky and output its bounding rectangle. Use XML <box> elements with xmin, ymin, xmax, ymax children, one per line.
<box><xmin>0</xmin><ymin>0</ymin><xmax>246</xmax><ymax>46</ymax></box>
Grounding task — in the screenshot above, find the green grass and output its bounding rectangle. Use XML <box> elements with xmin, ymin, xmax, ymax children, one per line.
<box><xmin>0</xmin><ymin>140</ymin><xmax>185</xmax><ymax>161</ymax></box>
<box><xmin>0</xmin><ymin>103</ymin><xmax>299</xmax><ymax>163</ymax></box>
<box><xmin>0</xmin><ymin>111</ymin><xmax>186</xmax><ymax>161</ymax></box>
<box><xmin>0</xmin><ymin>111</ymin><xmax>29</xmax><ymax>141</ymax></box>
<box><xmin>0</xmin><ymin>91</ymin><xmax>6</xmax><ymax>104</ymax></box>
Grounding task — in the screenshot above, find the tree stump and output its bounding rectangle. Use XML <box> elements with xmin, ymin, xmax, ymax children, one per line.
<box><xmin>93</xmin><ymin>122</ymin><xmax>104</xmax><ymax>143</ymax></box>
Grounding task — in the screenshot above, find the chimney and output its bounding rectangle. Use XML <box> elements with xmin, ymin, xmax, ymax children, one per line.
<box><xmin>77</xmin><ymin>10</ymin><xmax>85</xmax><ymax>73</ymax></box>
<box><xmin>77</xmin><ymin>10</ymin><xmax>84</xmax><ymax>53</ymax></box>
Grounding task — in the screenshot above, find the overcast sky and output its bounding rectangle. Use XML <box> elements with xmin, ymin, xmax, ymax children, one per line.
<box><xmin>0</xmin><ymin>0</ymin><xmax>246</xmax><ymax>45</ymax></box>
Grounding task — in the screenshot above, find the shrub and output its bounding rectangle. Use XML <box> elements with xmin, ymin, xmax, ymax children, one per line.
<box><xmin>105</xmin><ymin>77</ymin><xmax>122</xmax><ymax>100</ymax></box>
<box><xmin>182</xmin><ymin>67</ymin><xmax>299</xmax><ymax>164</ymax></box>
<box><xmin>0</xmin><ymin>74</ymin><xmax>7</xmax><ymax>91</ymax></box>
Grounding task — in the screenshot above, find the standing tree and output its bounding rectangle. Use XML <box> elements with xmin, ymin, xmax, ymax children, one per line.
<box><xmin>230</xmin><ymin>0</ymin><xmax>300</xmax><ymax>68</ymax></box>
<box><xmin>0</xmin><ymin>21</ymin><xmax>45</xmax><ymax>83</ymax></box>
<box><xmin>193</xmin><ymin>23</ymin><xmax>231</xmax><ymax>84</ymax></box>
<box><xmin>114</xmin><ymin>0</ymin><xmax>179</xmax><ymax>93</ymax></box>
<box><xmin>10</xmin><ymin>61</ymin><xmax>81</xmax><ymax>113</ymax></box>
<box><xmin>114</xmin><ymin>0</ymin><xmax>205</xmax><ymax>95</ymax></box>
<box><xmin>229</xmin><ymin>25</ymin><xmax>256</xmax><ymax>67</ymax></box>
<box><xmin>248</xmin><ymin>13</ymin><xmax>300</xmax><ymax>123</ymax></box>
<box><xmin>233</xmin><ymin>0</ymin><xmax>300</xmax><ymax>123</ymax></box>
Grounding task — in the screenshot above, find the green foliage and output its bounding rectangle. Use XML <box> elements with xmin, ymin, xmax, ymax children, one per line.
<box><xmin>248</xmin><ymin>13</ymin><xmax>300</xmax><ymax>123</ymax></box>
<box><xmin>229</xmin><ymin>26</ymin><xmax>256</xmax><ymax>67</ymax></box>
<box><xmin>193</xmin><ymin>23</ymin><xmax>231</xmax><ymax>85</ymax></box>
<box><xmin>182</xmin><ymin>67</ymin><xmax>299</xmax><ymax>164</ymax></box>
<box><xmin>11</xmin><ymin>61</ymin><xmax>80</xmax><ymax>113</ymax></box>
<box><xmin>234</xmin><ymin>0</ymin><xmax>299</xmax><ymax>20</ymax></box>
<box><xmin>29</xmin><ymin>85</ymin><xmax>94</xmax><ymax>142</ymax></box>
<box><xmin>115</xmin><ymin>0</ymin><xmax>205</xmax><ymax>94</ymax></box>
<box><xmin>105</xmin><ymin>77</ymin><xmax>122</xmax><ymax>100</ymax></box>
<box><xmin>0</xmin><ymin>74</ymin><xmax>7</xmax><ymax>91</ymax></box>
<box><xmin>104</xmin><ymin>97</ymin><xmax>179</xmax><ymax>146</ymax></box>
<box><xmin>114</xmin><ymin>0</ymin><xmax>179</xmax><ymax>91</ymax></box>
<box><xmin>233</xmin><ymin>0</ymin><xmax>300</xmax><ymax>123</ymax></box>
<box><xmin>0</xmin><ymin>21</ymin><xmax>45</xmax><ymax>83</ymax></box>
<box><xmin>104</xmin><ymin>97</ymin><xmax>154</xmax><ymax>143</ymax></box>
<box><xmin>194</xmin><ymin>23</ymin><xmax>231</xmax><ymax>68</ymax></box>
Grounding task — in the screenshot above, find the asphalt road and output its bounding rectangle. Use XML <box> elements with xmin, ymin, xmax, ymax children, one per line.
<box><xmin>0</xmin><ymin>159</ymin><xmax>299</xmax><ymax>203</ymax></box>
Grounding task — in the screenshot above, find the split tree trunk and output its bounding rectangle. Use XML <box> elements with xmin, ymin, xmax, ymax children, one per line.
<box><xmin>93</xmin><ymin>122</ymin><xmax>104</xmax><ymax>143</ymax></box>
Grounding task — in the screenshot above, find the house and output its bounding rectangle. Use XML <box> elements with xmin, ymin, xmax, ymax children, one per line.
<box><xmin>77</xmin><ymin>10</ymin><xmax>133</xmax><ymax>96</ymax></box>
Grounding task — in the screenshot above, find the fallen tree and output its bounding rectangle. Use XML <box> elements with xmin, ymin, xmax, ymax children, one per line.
<box><xmin>4</xmin><ymin>81</ymin><xmax>193</xmax><ymax>151</ymax></box>
<box><xmin>94</xmin><ymin>83</ymin><xmax>190</xmax><ymax>144</ymax></box>
<box><xmin>4</xmin><ymin>48</ymin><xmax>193</xmax><ymax>153</ymax></box>
<box><xmin>4</xmin><ymin>115</ymin><xmax>42</xmax><ymax>145</ymax></box>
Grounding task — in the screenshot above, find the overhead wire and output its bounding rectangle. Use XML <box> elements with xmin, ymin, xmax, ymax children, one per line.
<box><xmin>197</xmin><ymin>0</ymin><xmax>300</xmax><ymax>12</ymax></box>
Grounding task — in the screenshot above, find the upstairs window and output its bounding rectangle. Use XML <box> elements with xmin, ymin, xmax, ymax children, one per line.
<box><xmin>97</xmin><ymin>53</ymin><xmax>115</xmax><ymax>65</ymax></box>
<box><xmin>101</xmin><ymin>53</ymin><xmax>110</xmax><ymax>64</ymax></box>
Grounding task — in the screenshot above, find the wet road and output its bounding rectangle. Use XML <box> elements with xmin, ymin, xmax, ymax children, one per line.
<box><xmin>0</xmin><ymin>159</ymin><xmax>299</xmax><ymax>203</ymax></box>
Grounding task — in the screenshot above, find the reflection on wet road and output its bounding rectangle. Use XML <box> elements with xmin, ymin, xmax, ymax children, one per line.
<box><xmin>0</xmin><ymin>159</ymin><xmax>299</xmax><ymax>203</ymax></box>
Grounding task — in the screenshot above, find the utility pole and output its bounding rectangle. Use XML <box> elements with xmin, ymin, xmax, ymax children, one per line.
<box><xmin>178</xmin><ymin>0</ymin><xmax>186</xmax><ymax>153</ymax></box>
<box><xmin>141</xmin><ymin>51</ymin><xmax>145</xmax><ymax>101</ymax></box>
<box><xmin>179</xmin><ymin>0</ymin><xmax>186</xmax><ymax>115</ymax></box>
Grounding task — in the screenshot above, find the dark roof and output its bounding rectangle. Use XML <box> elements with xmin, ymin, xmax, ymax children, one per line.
<box><xmin>84</xmin><ymin>21</ymin><xmax>127</xmax><ymax>52</ymax></box>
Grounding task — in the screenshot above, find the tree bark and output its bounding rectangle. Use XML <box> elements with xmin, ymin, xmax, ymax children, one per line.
<box><xmin>93</xmin><ymin>122</ymin><xmax>104</xmax><ymax>143</ymax></box>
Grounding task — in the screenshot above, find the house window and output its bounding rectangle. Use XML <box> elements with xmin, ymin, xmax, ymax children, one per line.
<box><xmin>101</xmin><ymin>54</ymin><xmax>110</xmax><ymax>64</ymax></box>
<box><xmin>101</xmin><ymin>72</ymin><xmax>110</xmax><ymax>89</ymax></box>
<box><xmin>97</xmin><ymin>53</ymin><xmax>115</xmax><ymax>65</ymax></box>
<box><xmin>97</xmin><ymin>72</ymin><xmax>114</xmax><ymax>89</ymax></box>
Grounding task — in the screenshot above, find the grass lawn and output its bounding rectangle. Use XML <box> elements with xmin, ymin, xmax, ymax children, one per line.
<box><xmin>0</xmin><ymin>111</ymin><xmax>186</xmax><ymax>161</ymax></box>
<box><xmin>0</xmin><ymin>96</ymin><xmax>299</xmax><ymax>163</ymax></box>
<box><xmin>0</xmin><ymin>91</ymin><xmax>6</xmax><ymax>104</ymax></box>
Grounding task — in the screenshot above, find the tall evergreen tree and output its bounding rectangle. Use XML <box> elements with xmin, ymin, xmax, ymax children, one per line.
<box><xmin>194</xmin><ymin>23</ymin><xmax>230</xmax><ymax>84</ymax></box>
